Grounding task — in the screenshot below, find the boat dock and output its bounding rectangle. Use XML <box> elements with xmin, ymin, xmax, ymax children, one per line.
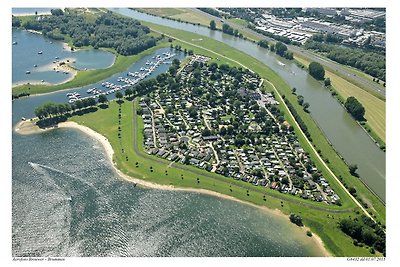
<box><xmin>66</xmin><ymin>52</ymin><xmax>176</xmax><ymax>103</ymax></box>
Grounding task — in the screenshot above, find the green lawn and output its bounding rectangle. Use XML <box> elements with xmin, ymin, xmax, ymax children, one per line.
<box><xmin>221</xmin><ymin>114</ymin><xmax>234</xmax><ymax>122</ymax></box>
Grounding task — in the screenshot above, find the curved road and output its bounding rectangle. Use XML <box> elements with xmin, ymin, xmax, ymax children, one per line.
<box><xmin>189</xmin><ymin>8</ymin><xmax>386</xmax><ymax>97</ymax></box>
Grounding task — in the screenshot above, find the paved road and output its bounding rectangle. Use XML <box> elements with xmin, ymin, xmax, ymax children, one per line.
<box><xmin>189</xmin><ymin>8</ymin><xmax>386</xmax><ymax>97</ymax></box>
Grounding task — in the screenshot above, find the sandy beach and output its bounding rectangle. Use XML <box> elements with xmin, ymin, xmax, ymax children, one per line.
<box><xmin>14</xmin><ymin>120</ymin><xmax>331</xmax><ymax>256</ymax></box>
<box><xmin>58</xmin><ymin>121</ymin><xmax>331</xmax><ymax>256</ymax></box>
<box><xmin>12</xmin><ymin>56</ymin><xmax>78</xmax><ymax>88</ymax></box>
<box><xmin>14</xmin><ymin>12</ymin><xmax>52</xmax><ymax>17</ymax></box>
<box><xmin>14</xmin><ymin>119</ymin><xmax>51</xmax><ymax>135</ymax></box>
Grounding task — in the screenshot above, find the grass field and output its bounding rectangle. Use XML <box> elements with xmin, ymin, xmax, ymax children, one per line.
<box><xmin>227</xmin><ymin>18</ymin><xmax>249</xmax><ymax>27</ymax></box>
<box><xmin>137</xmin><ymin>8</ymin><xmax>223</xmax><ymax>29</ymax></box>
<box><xmin>295</xmin><ymin>55</ymin><xmax>386</xmax><ymax>143</ymax></box>
<box><xmin>12</xmin><ymin>41</ymin><xmax>169</xmax><ymax>96</ymax></box>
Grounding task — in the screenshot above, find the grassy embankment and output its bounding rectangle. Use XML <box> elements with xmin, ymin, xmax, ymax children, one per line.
<box><xmin>69</xmin><ymin>21</ymin><xmax>384</xmax><ymax>256</ymax></box>
<box><xmin>136</xmin><ymin>8</ymin><xmax>223</xmax><ymax>29</ymax></box>
<box><xmin>227</xmin><ymin>17</ymin><xmax>250</xmax><ymax>27</ymax></box>
<box><xmin>295</xmin><ymin>54</ymin><xmax>386</xmax><ymax>145</ymax></box>
<box><xmin>12</xmin><ymin>41</ymin><xmax>170</xmax><ymax>96</ymax></box>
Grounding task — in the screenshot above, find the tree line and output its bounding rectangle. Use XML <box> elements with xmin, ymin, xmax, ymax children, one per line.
<box><xmin>17</xmin><ymin>9</ymin><xmax>158</xmax><ymax>56</ymax></box>
<box><xmin>304</xmin><ymin>40</ymin><xmax>385</xmax><ymax>81</ymax></box>
<box><xmin>257</xmin><ymin>40</ymin><xmax>293</xmax><ymax>60</ymax></box>
<box><xmin>339</xmin><ymin>215</ymin><xmax>385</xmax><ymax>255</ymax></box>
<box><xmin>198</xmin><ymin>8</ymin><xmax>221</xmax><ymax>18</ymax></box>
<box><xmin>283</xmin><ymin>97</ymin><xmax>310</xmax><ymax>138</ymax></box>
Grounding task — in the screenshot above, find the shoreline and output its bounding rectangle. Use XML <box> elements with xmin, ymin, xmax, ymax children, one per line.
<box><xmin>13</xmin><ymin>119</ymin><xmax>330</xmax><ymax>256</ymax></box>
<box><xmin>13</xmin><ymin>12</ymin><xmax>52</xmax><ymax>17</ymax></box>
<box><xmin>12</xmin><ymin>61</ymin><xmax>77</xmax><ymax>88</ymax></box>
<box><xmin>59</xmin><ymin>121</ymin><xmax>331</xmax><ymax>257</ymax></box>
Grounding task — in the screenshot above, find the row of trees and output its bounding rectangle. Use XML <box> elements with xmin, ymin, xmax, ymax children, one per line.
<box><xmin>198</xmin><ymin>8</ymin><xmax>221</xmax><ymax>18</ymax></box>
<box><xmin>19</xmin><ymin>9</ymin><xmax>157</xmax><ymax>56</ymax></box>
<box><xmin>283</xmin><ymin>98</ymin><xmax>310</xmax><ymax>138</ymax></box>
<box><xmin>257</xmin><ymin>40</ymin><xmax>293</xmax><ymax>59</ymax></box>
<box><xmin>222</xmin><ymin>23</ymin><xmax>241</xmax><ymax>37</ymax></box>
<box><xmin>34</xmin><ymin>96</ymin><xmax>105</xmax><ymax>119</ymax></box>
<box><xmin>304</xmin><ymin>40</ymin><xmax>385</xmax><ymax>81</ymax></box>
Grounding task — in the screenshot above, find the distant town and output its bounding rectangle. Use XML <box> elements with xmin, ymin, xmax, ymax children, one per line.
<box><xmin>219</xmin><ymin>8</ymin><xmax>385</xmax><ymax>48</ymax></box>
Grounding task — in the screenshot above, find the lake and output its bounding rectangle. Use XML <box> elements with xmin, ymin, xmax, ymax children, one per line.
<box><xmin>12</xmin><ymin>29</ymin><xmax>115</xmax><ymax>85</ymax></box>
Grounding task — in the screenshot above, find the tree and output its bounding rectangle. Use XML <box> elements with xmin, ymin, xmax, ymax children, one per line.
<box><xmin>349</xmin><ymin>187</ymin><xmax>357</xmax><ymax>196</ymax></box>
<box><xmin>345</xmin><ymin>96</ymin><xmax>365</xmax><ymax>121</ymax></box>
<box><xmin>349</xmin><ymin>164</ymin><xmax>358</xmax><ymax>176</ymax></box>
<box><xmin>289</xmin><ymin>214</ymin><xmax>303</xmax><ymax>226</ymax></box>
<box><xmin>308</xmin><ymin>62</ymin><xmax>325</xmax><ymax>80</ymax></box>
<box><xmin>209</xmin><ymin>20</ymin><xmax>216</xmax><ymax>30</ymax></box>
<box><xmin>115</xmin><ymin>91</ymin><xmax>123</xmax><ymax>101</ymax></box>
<box><xmin>222</xmin><ymin>23</ymin><xmax>234</xmax><ymax>35</ymax></box>
<box><xmin>303</xmin><ymin>102</ymin><xmax>310</xmax><ymax>111</ymax></box>
<box><xmin>50</xmin><ymin>8</ymin><xmax>64</xmax><ymax>16</ymax></box>
<box><xmin>258</xmin><ymin>39</ymin><xmax>269</xmax><ymax>49</ymax></box>
<box><xmin>219</xmin><ymin>126</ymin><xmax>227</xmax><ymax>136</ymax></box>
<box><xmin>74</xmin><ymin>99</ymin><xmax>84</xmax><ymax>110</ymax></box>
<box><xmin>98</xmin><ymin>94</ymin><xmax>108</xmax><ymax>106</ymax></box>
<box><xmin>12</xmin><ymin>16</ymin><xmax>21</xmax><ymax>27</ymax></box>
<box><xmin>202</xmin><ymin>128</ymin><xmax>212</xmax><ymax>136</ymax></box>
<box><xmin>324</xmin><ymin>77</ymin><xmax>331</xmax><ymax>86</ymax></box>
<box><xmin>125</xmin><ymin>88</ymin><xmax>133</xmax><ymax>98</ymax></box>
<box><xmin>275</xmin><ymin>42</ymin><xmax>288</xmax><ymax>56</ymax></box>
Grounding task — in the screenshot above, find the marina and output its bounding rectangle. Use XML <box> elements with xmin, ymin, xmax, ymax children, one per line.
<box><xmin>65</xmin><ymin>51</ymin><xmax>176</xmax><ymax>103</ymax></box>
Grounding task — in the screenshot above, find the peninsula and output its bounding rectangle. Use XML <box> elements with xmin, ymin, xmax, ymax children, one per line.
<box><xmin>12</xmin><ymin>8</ymin><xmax>386</xmax><ymax>257</ymax></box>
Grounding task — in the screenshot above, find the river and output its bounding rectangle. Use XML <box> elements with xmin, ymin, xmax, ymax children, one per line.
<box><xmin>108</xmin><ymin>8</ymin><xmax>385</xmax><ymax>202</ymax></box>
<box><xmin>12</xmin><ymin>31</ymin><xmax>324</xmax><ymax>256</ymax></box>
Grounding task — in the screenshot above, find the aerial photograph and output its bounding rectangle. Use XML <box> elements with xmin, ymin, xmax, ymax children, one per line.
<box><xmin>7</xmin><ymin>0</ymin><xmax>395</xmax><ymax>265</ymax></box>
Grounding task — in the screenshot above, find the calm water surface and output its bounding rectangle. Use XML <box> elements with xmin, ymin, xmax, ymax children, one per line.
<box><xmin>12</xmin><ymin>29</ymin><xmax>115</xmax><ymax>85</ymax></box>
